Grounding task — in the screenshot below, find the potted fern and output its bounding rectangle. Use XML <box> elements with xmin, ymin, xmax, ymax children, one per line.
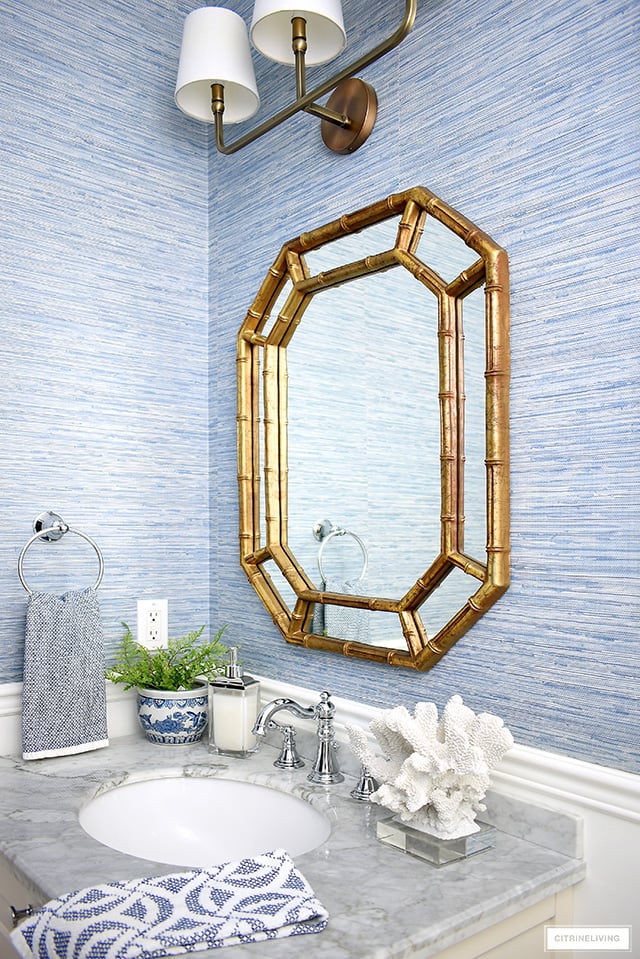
<box><xmin>107</xmin><ymin>623</ymin><xmax>227</xmax><ymax>745</ymax></box>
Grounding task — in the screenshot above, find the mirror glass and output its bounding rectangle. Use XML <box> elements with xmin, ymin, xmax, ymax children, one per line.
<box><xmin>237</xmin><ymin>187</ymin><xmax>510</xmax><ymax>670</ymax></box>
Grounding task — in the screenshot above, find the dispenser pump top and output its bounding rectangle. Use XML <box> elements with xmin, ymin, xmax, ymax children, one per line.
<box><xmin>224</xmin><ymin>646</ymin><xmax>243</xmax><ymax>681</ymax></box>
<box><xmin>213</xmin><ymin>646</ymin><xmax>257</xmax><ymax>689</ymax></box>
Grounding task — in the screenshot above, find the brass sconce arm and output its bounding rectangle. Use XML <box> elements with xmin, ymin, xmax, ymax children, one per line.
<box><xmin>211</xmin><ymin>0</ymin><xmax>417</xmax><ymax>155</ymax></box>
<box><xmin>291</xmin><ymin>17</ymin><xmax>350</xmax><ymax>127</ymax></box>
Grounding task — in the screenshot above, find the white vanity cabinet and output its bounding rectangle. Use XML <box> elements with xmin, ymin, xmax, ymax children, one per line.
<box><xmin>431</xmin><ymin>888</ymin><xmax>573</xmax><ymax>959</ymax></box>
<box><xmin>0</xmin><ymin>856</ymin><xmax>42</xmax><ymax>959</ymax></box>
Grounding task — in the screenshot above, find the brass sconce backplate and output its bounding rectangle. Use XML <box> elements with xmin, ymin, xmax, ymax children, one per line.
<box><xmin>320</xmin><ymin>78</ymin><xmax>378</xmax><ymax>154</ymax></box>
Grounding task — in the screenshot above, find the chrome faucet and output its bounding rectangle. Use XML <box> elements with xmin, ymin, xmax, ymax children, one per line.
<box><xmin>252</xmin><ymin>690</ymin><xmax>344</xmax><ymax>785</ymax></box>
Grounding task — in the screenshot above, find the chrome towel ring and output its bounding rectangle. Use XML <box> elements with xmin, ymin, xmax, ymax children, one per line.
<box><xmin>314</xmin><ymin>518</ymin><xmax>368</xmax><ymax>584</ymax></box>
<box><xmin>18</xmin><ymin>510</ymin><xmax>104</xmax><ymax>596</ymax></box>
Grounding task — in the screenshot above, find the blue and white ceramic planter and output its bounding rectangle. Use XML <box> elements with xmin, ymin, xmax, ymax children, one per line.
<box><xmin>136</xmin><ymin>681</ymin><xmax>209</xmax><ymax>745</ymax></box>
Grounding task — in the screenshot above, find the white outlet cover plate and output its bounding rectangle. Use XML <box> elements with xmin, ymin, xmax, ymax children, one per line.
<box><xmin>137</xmin><ymin>599</ymin><xmax>168</xmax><ymax>649</ymax></box>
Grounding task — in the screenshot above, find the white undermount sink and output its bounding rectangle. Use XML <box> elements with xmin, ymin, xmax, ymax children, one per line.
<box><xmin>79</xmin><ymin>775</ymin><xmax>331</xmax><ymax>868</ymax></box>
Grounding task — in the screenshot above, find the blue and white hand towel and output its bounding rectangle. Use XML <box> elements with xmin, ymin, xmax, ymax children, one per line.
<box><xmin>10</xmin><ymin>849</ymin><xmax>328</xmax><ymax>959</ymax></box>
<box><xmin>22</xmin><ymin>587</ymin><xmax>109</xmax><ymax>760</ymax></box>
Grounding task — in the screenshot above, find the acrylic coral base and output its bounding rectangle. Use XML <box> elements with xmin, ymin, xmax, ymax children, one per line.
<box><xmin>376</xmin><ymin>817</ymin><xmax>496</xmax><ymax>867</ymax></box>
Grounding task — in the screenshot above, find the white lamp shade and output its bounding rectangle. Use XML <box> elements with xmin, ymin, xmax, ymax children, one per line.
<box><xmin>250</xmin><ymin>0</ymin><xmax>346</xmax><ymax>66</ymax></box>
<box><xmin>175</xmin><ymin>7</ymin><xmax>260</xmax><ymax>124</ymax></box>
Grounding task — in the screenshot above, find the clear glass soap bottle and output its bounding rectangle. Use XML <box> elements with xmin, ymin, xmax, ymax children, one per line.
<box><xmin>209</xmin><ymin>647</ymin><xmax>260</xmax><ymax>758</ymax></box>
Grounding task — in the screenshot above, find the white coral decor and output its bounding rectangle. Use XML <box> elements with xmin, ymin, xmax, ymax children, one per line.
<box><xmin>347</xmin><ymin>695</ymin><xmax>513</xmax><ymax>840</ymax></box>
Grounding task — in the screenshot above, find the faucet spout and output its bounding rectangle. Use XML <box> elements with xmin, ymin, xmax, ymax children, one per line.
<box><xmin>252</xmin><ymin>697</ymin><xmax>315</xmax><ymax>737</ymax></box>
<box><xmin>251</xmin><ymin>691</ymin><xmax>344</xmax><ymax>785</ymax></box>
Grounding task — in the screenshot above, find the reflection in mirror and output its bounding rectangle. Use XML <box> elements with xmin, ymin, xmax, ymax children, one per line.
<box><xmin>286</xmin><ymin>268</ymin><xmax>441</xmax><ymax>647</ymax></box>
<box><xmin>237</xmin><ymin>187</ymin><xmax>510</xmax><ymax>670</ymax></box>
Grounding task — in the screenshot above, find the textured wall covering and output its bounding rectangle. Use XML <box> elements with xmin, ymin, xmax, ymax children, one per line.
<box><xmin>0</xmin><ymin>0</ymin><xmax>211</xmax><ymax>675</ymax></box>
<box><xmin>209</xmin><ymin>0</ymin><xmax>640</xmax><ymax>773</ymax></box>
<box><xmin>1</xmin><ymin>0</ymin><xmax>637</xmax><ymax>776</ymax></box>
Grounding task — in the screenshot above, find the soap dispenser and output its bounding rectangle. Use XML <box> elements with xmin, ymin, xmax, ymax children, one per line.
<box><xmin>209</xmin><ymin>648</ymin><xmax>260</xmax><ymax>758</ymax></box>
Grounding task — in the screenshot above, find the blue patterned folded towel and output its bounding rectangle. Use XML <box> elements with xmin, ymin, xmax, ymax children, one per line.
<box><xmin>10</xmin><ymin>849</ymin><xmax>328</xmax><ymax>959</ymax></box>
<box><xmin>22</xmin><ymin>587</ymin><xmax>109</xmax><ymax>760</ymax></box>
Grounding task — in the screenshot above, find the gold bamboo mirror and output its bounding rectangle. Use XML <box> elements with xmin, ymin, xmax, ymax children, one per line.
<box><xmin>237</xmin><ymin>186</ymin><xmax>510</xmax><ymax>670</ymax></box>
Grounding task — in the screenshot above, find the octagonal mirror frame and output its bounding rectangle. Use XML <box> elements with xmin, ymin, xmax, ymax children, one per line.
<box><xmin>237</xmin><ymin>186</ymin><xmax>510</xmax><ymax>670</ymax></box>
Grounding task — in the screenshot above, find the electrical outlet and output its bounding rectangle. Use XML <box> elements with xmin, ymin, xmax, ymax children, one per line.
<box><xmin>137</xmin><ymin>599</ymin><xmax>168</xmax><ymax>649</ymax></box>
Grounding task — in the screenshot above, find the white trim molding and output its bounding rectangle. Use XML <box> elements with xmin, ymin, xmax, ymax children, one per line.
<box><xmin>492</xmin><ymin>741</ymin><xmax>640</xmax><ymax>825</ymax></box>
<box><xmin>255</xmin><ymin>675</ymin><xmax>640</xmax><ymax>822</ymax></box>
<box><xmin>3</xmin><ymin>676</ymin><xmax>638</xmax><ymax>823</ymax></box>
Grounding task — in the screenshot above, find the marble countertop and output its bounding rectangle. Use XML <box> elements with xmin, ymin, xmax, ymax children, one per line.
<box><xmin>0</xmin><ymin>735</ymin><xmax>585</xmax><ymax>959</ymax></box>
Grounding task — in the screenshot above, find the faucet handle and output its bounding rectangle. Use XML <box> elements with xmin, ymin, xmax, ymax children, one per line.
<box><xmin>350</xmin><ymin>764</ymin><xmax>379</xmax><ymax>801</ymax></box>
<box><xmin>273</xmin><ymin>723</ymin><xmax>305</xmax><ymax>770</ymax></box>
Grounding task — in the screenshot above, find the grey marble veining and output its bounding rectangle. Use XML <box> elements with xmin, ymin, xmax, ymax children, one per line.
<box><xmin>0</xmin><ymin>736</ymin><xmax>585</xmax><ymax>959</ymax></box>
<box><xmin>484</xmin><ymin>789</ymin><xmax>584</xmax><ymax>861</ymax></box>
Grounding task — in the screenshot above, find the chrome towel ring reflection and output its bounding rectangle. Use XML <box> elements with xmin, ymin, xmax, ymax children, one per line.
<box><xmin>18</xmin><ymin>510</ymin><xmax>104</xmax><ymax>596</ymax></box>
<box><xmin>313</xmin><ymin>518</ymin><xmax>368</xmax><ymax>584</ymax></box>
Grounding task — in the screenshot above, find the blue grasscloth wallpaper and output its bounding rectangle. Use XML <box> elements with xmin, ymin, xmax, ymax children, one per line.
<box><xmin>0</xmin><ymin>0</ymin><xmax>210</xmax><ymax>665</ymax></box>
<box><xmin>1</xmin><ymin>0</ymin><xmax>638</xmax><ymax>772</ymax></box>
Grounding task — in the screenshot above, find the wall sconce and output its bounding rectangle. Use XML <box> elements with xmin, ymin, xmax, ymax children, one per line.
<box><xmin>174</xmin><ymin>0</ymin><xmax>417</xmax><ymax>155</ymax></box>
